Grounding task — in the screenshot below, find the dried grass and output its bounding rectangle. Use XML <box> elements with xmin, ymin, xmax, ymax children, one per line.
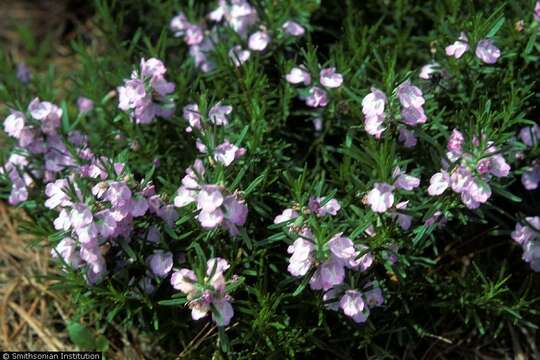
<box><xmin>0</xmin><ymin>202</ymin><xmax>73</xmax><ymax>351</ymax></box>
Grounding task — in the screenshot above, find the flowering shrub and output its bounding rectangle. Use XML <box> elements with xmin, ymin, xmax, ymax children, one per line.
<box><xmin>1</xmin><ymin>0</ymin><xmax>540</xmax><ymax>357</ymax></box>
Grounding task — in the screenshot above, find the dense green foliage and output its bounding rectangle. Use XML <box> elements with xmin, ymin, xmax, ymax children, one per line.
<box><xmin>1</xmin><ymin>0</ymin><xmax>539</xmax><ymax>358</ymax></box>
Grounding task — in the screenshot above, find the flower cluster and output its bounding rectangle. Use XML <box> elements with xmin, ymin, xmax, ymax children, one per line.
<box><xmin>286</xmin><ymin>66</ymin><xmax>343</xmax><ymax>108</ymax></box>
<box><xmin>171</xmin><ymin>257</ymin><xmax>237</xmax><ymax>326</ymax></box>
<box><xmin>446</xmin><ymin>32</ymin><xmax>501</xmax><ymax>64</ymax></box>
<box><xmin>324</xmin><ymin>283</ymin><xmax>384</xmax><ymax>323</ymax></box>
<box><xmin>275</xmin><ymin>196</ymin><xmax>384</xmax><ymax>324</ymax></box>
<box><xmin>1</xmin><ymin>98</ymin><xmax>81</xmax><ymax>204</ymax></box>
<box><xmin>183</xmin><ymin>101</ymin><xmax>247</xmax><ymax>166</ymax></box>
<box><xmin>511</xmin><ymin>217</ymin><xmax>540</xmax><ymax>271</ymax></box>
<box><xmin>518</xmin><ymin>125</ymin><xmax>540</xmax><ymax>190</ymax></box>
<box><xmin>118</xmin><ymin>58</ymin><xmax>176</xmax><ymax>124</ymax></box>
<box><xmin>183</xmin><ymin>101</ymin><xmax>234</xmax><ymax>132</ymax></box>
<box><xmin>170</xmin><ymin>1</ymin><xmax>304</xmax><ymax>71</ymax></box>
<box><xmin>428</xmin><ymin>129</ymin><xmax>511</xmax><ymax>209</ymax></box>
<box><xmin>365</xmin><ymin>167</ymin><xmax>420</xmax><ymax>230</ymax></box>
<box><xmin>174</xmin><ymin>160</ymin><xmax>248</xmax><ymax>235</ymax></box>
<box><xmin>361</xmin><ymin>80</ymin><xmax>426</xmax><ymax>145</ymax></box>
<box><xmin>48</xmin><ymin>164</ymin><xmax>179</xmax><ymax>284</ymax></box>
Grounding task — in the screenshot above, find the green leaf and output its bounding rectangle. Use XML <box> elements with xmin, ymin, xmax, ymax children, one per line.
<box><xmin>95</xmin><ymin>335</ymin><xmax>109</xmax><ymax>352</ymax></box>
<box><xmin>158</xmin><ymin>298</ymin><xmax>188</xmax><ymax>306</ymax></box>
<box><xmin>67</xmin><ymin>322</ymin><xmax>96</xmax><ymax>350</ymax></box>
<box><xmin>486</xmin><ymin>17</ymin><xmax>505</xmax><ymax>38</ymax></box>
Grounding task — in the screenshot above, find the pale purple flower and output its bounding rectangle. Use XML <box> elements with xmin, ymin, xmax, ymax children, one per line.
<box><xmin>174</xmin><ymin>186</ymin><xmax>197</xmax><ymax>208</ymax></box>
<box><xmin>308</xmin><ymin>197</ymin><xmax>341</xmax><ymax>216</ymax></box>
<box><xmin>216</xmin><ymin>0</ymin><xmax>258</xmax><ymax>36</ymax></box>
<box><xmin>208</xmin><ymin>102</ymin><xmax>232</xmax><ymax>126</ymax></box>
<box><xmin>282</xmin><ymin>21</ymin><xmax>305</xmax><ymax>36</ymax></box>
<box><xmin>327</xmin><ymin>233</ymin><xmax>356</xmax><ymax>260</ymax></box>
<box><xmin>184</xmin><ymin>25</ymin><xmax>204</xmax><ymax>46</ymax></box>
<box><xmin>536</xmin><ymin>1</ymin><xmax>540</xmax><ymax>21</ymax></box>
<box><xmin>207</xmin><ymin>257</ymin><xmax>230</xmax><ymax>277</ymax></box>
<box><xmin>364</xmin><ymin>115</ymin><xmax>385</xmax><ymax>139</ymax></box>
<box><xmin>313</xmin><ymin>116</ymin><xmax>323</xmax><ymax>132</ymax></box>
<box><xmin>141</xmin><ymin>58</ymin><xmax>167</xmax><ymax>77</ymax></box>
<box><xmin>248</xmin><ymin>31</ymin><xmax>270</xmax><ymax>51</ymax></box>
<box><xmin>118</xmin><ymin>58</ymin><xmax>175</xmax><ymax>124</ymax></box>
<box><xmin>198</xmin><ymin>208</ymin><xmax>224</xmax><ymax>228</ymax></box>
<box><xmin>305</xmin><ymin>86</ymin><xmax>328</xmax><ymax>108</ymax></box>
<box><xmin>212</xmin><ymin>298</ymin><xmax>234</xmax><ymax>326</ymax></box>
<box><xmin>158</xmin><ymin>205</ymin><xmax>179</xmax><ymax>228</ymax></box>
<box><xmin>229</xmin><ymin>45</ymin><xmax>251</xmax><ymax>67</ymax></box>
<box><xmin>309</xmin><ymin>257</ymin><xmax>345</xmax><ymax>291</ymax></box>
<box><xmin>522</xmin><ymin>162</ymin><xmax>540</xmax><ymax>190</ymax></box>
<box><xmin>450</xmin><ymin>166</ymin><xmax>473</xmax><ymax>193</ymax></box>
<box><xmin>148</xmin><ymin>250</ymin><xmax>174</xmax><ymax>278</ymax></box>
<box><xmin>138</xmin><ymin>277</ymin><xmax>156</xmax><ymax>294</ymax></box>
<box><xmin>364</xmin><ymin>287</ymin><xmax>384</xmax><ymax>308</ymax></box>
<box><xmin>396</xmin><ymin>80</ymin><xmax>425</xmax><ymax>109</ymax></box>
<box><xmin>340</xmin><ymin>290</ymin><xmax>368</xmax><ymax>323</ymax></box>
<box><xmin>222</xmin><ymin>195</ymin><xmax>248</xmax><ymax>226</ymax></box>
<box><xmin>347</xmin><ymin>244</ymin><xmax>373</xmax><ymax>271</ymax></box>
<box><xmin>51</xmin><ymin>237</ymin><xmax>81</xmax><ymax>268</ymax></box>
<box><xmin>361</xmin><ymin>88</ymin><xmax>386</xmax><ymax>117</ymax></box>
<box><xmin>45</xmin><ymin>179</ymin><xmax>72</xmax><ymax>209</ymax></box>
<box><xmin>274</xmin><ymin>208</ymin><xmax>299</xmax><ymax>224</ymax></box>
<box><xmin>522</xmin><ymin>241</ymin><xmax>540</xmax><ymax>272</ymax></box>
<box><xmin>445</xmin><ymin>32</ymin><xmax>469</xmax><ymax>59</ymax></box>
<box><xmin>287</xmin><ymin>238</ymin><xmax>315</xmax><ymax>276</ymax></box>
<box><xmin>28</xmin><ymin>98</ymin><xmax>62</xmax><ymax>134</ymax></box>
<box><xmin>398</xmin><ymin>128</ymin><xmax>417</xmax><ymax>148</ymax></box>
<box><xmin>460</xmin><ymin>191</ymin><xmax>480</xmax><ymax>209</ymax></box>
<box><xmin>16</xmin><ymin>62</ymin><xmax>31</xmax><ymax>84</ymax></box>
<box><xmin>467</xmin><ymin>178</ymin><xmax>492</xmax><ymax>203</ymax></box>
<box><xmin>511</xmin><ymin>217</ymin><xmax>540</xmax><ymax>271</ymax></box>
<box><xmin>393</xmin><ymin>168</ymin><xmax>420</xmax><ymax>191</ymax></box>
<box><xmin>70</xmin><ymin>203</ymin><xmax>93</xmax><ymax>231</ymax></box>
<box><xmin>394</xmin><ymin>201</ymin><xmax>413</xmax><ymax>231</ymax></box>
<box><xmin>475</xmin><ymin>39</ymin><xmax>501</xmax><ymax>64</ymax></box>
<box><xmin>511</xmin><ymin>217</ymin><xmax>540</xmax><ymax>245</ymax></box>
<box><xmin>425</xmin><ymin>211</ymin><xmax>445</xmax><ymax>228</ymax></box>
<box><xmin>146</xmin><ymin>226</ymin><xmax>160</xmax><ymax>243</ymax></box>
<box><xmin>367</xmin><ymin>182</ymin><xmax>394</xmax><ymax>213</ymax></box>
<box><xmin>320</xmin><ymin>68</ymin><xmax>343</xmax><ymax>89</ymax></box>
<box><xmin>77</xmin><ymin>97</ymin><xmax>94</xmax><ymax>113</ymax></box>
<box><xmin>104</xmin><ymin>181</ymin><xmax>132</xmax><ymax>208</ymax></box>
<box><xmin>222</xmin><ymin>195</ymin><xmax>248</xmax><ymax>235</ymax></box>
<box><xmin>419</xmin><ymin>62</ymin><xmax>439</xmax><ymax>80</ymax></box>
<box><xmin>214</xmin><ymin>140</ymin><xmax>246</xmax><ymax>166</ymax></box>
<box><xmin>447</xmin><ymin>129</ymin><xmax>465</xmax><ymax>159</ymax></box>
<box><xmin>118</xmin><ymin>79</ymin><xmax>147</xmax><ymax>111</ymax></box>
<box><xmin>428</xmin><ymin>170</ymin><xmax>450</xmax><ymax>196</ymax></box>
<box><xmin>170</xmin><ymin>12</ymin><xmax>190</xmax><ymax>37</ymax></box>
<box><xmin>4</xmin><ymin>111</ymin><xmax>25</xmax><ymax>139</ymax></box>
<box><xmin>519</xmin><ymin>125</ymin><xmax>540</xmax><ymax>147</ymax></box>
<box><xmin>197</xmin><ymin>185</ymin><xmax>224</xmax><ymax>213</ymax></box>
<box><xmin>286</xmin><ymin>66</ymin><xmax>311</xmax><ymax>85</ymax></box>
<box><xmin>171</xmin><ymin>268</ymin><xmax>198</xmax><ymax>296</ymax></box>
<box><xmin>195</xmin><ymin>138</ymin><xmax>208</xmax><ymax>154</ymax></box>
<box><xmin>80</xmin><ymin>242</ymin><xmax>106</xmax><ymax>283</ymax></box>
<box><xmin>54</xmin><ymin>209</ymin><xmax>72</xmax><ymax>231</ymax></box>
<box><xmin>322</xmin><ymin>287</ymin><xmax>342</xmax><ymax>311</ymax></box>
<box><xmin>189</xmin><ymin>37</ymin><xmax>216</xmax><ymax>73</ymax></box>
<box><xmin>183</xmin><ymin>103</ymin><xmax>201</xmax><ymax>132</ymax></box>
<box><xmin>486</xmin><ymin>153</ymin><xmax>511</xmax><ymax>178</ymax></box>
<box><xmin>131</xmin><ymin>197</ymin><xmax>149</xmax><ymax>217</ymax></box>
<box><xmin>401</xmin><ymin>106</ymin><xmax>427</xmax><ymax>126</ymax></box>
<box><xmin>95</xmin><ymin>209</ymin><xmax>117</xmax><ymax>238</ymax></box>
